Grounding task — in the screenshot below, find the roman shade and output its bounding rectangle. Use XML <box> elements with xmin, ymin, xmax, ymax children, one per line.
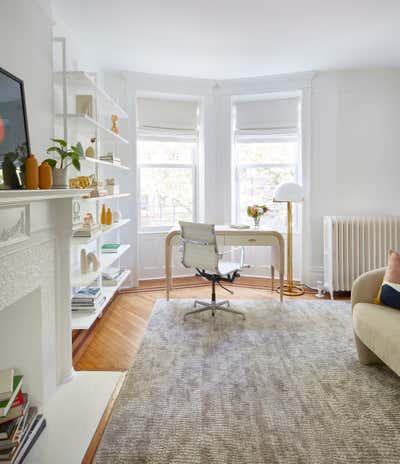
<box><xmin>137</xmin><ymin>97</ymin><xmax>199</xmax><ymax>133</ymax></box>
<box><xmin>234</xmin><ymin>98</ymin><xmax>299</xmax><ymax>135</ymax></box>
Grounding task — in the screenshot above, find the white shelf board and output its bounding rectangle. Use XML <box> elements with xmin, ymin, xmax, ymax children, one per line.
<box><xmin>54</xmin><ymin>71</ymin><xmax>128</xmax><ymax>118</ymax></box>
<box><xmin>0</xmin><ymin>189</ymin><xmax>91</xmax><ymax>205</ymax></box>
<box><xmin>83</xmin><ymin>156</ymin><xmax>129</xmax><ymax>170</ymax></box>
<box><xmin>55</xmin><ymin>113</ymin><xmax>130</xmax><ymax>145</ymax></box>
<box><xmin>25</xmin><ymin>371</ymin><xmax>123</xmax><ymax>464</ymax></box>
<box><xmin>72</xmin><ymin>219</ymin><xmax>131</xmax><ymax>245</ymax></box>
<box><xmin>71</xmin><ymin>270</ymin><xmax>131</xmax><ymax>330</ymax></box>
<box><xmin>101</xmin><ymin>244</ymin><xmax>131</xmax><ymax>269</ymax></box>
<box><xmin>81</xmin><ymin>193</ymin><xmax>131</xmax><ymax>201</ymax></box>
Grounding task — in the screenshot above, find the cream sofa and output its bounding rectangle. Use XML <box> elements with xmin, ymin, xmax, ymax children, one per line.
<box><xmin>352</xmin><ymin>267</ymin><xmax>400</xmax><ymax>375</ymax></box>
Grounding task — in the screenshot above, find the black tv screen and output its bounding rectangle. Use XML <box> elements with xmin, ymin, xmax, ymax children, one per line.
<box><xmin>0</xmin><ymin>67</ymin><xmax>30</xmax><ymax>187</ymax></box>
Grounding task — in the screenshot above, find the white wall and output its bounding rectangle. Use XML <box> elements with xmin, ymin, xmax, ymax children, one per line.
<box><xmin>309</xmin><ymin>69</ymin><xmax>400</xmax><ymax>285</ymax></box>
<box><xmin>0</xmin><ymin>0</ymin><xmax>53</xmax><ymax>159</ymax></box>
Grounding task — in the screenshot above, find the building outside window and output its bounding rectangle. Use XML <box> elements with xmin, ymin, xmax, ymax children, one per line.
<box><xmin>232</xmin><ymin>96</ymin><xmax>301</xmax><ymax>231</ymax></box>
<box><xmin>136</xmin><ymin>97</ymin><xmax>199</xmax><ymax>231</ymax></box>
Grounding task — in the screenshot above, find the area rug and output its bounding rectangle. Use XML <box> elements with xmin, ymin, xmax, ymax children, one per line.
<box><xmin>95</xmin><ymin>299</ymin><xmax>400</xmax><ymax>464</ymax></box>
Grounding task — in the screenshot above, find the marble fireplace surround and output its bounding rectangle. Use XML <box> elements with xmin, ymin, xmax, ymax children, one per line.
<box><xmin>0</xmin><ymin>190</ymin><xmax>122</xmax><ymax>463</ymax></box>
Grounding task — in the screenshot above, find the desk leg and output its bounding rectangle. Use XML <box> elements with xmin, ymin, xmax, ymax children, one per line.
<box><xmin>165</xmin><ymin>242</ymin><xmax>171</xmax><ymax>300</ymax></box>
<box><xmin>279</xmin><ymin>271</ymin><xmax>284</xmax><ymax>302</ymax></box>
<box><xmin>279</xmin><ymin>242</ymin><xmax>284</xmax><ymax>302</ymax></box>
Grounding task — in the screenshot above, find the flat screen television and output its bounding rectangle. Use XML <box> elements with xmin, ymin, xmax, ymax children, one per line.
<box><xmin>0</xmin><ymin>67</ymin><xmax>30</xmax><ymax>189</ymax></box>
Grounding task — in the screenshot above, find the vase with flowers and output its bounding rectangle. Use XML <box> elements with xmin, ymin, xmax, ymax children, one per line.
<box><xmin>247</xmin><ymin>204</ymin><xmax>268</xmax><ymax>228</ymax></box>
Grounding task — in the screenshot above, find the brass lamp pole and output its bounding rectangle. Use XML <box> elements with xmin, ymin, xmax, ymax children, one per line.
<box><xmin>273</xmin><ymin>182</ymin><xmax>304</xmax><ymax>296</ymax></box>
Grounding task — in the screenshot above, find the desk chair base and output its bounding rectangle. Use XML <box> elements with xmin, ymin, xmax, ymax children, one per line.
<box><xmin>184</xmin><ymin>273</ymin><xmax>246</xmax><ymax>321</ymax></box>
<box><xmin>184</xmin><ymin>299</ymin><xmax>246</xmax><ymax>320</ymax></box>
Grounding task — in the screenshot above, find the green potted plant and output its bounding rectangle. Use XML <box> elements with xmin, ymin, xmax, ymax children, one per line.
<box><xmin>45</xmin><ymin>138</ymin><xmax>83</xmax><ymax>188</ymax></box>
<box><xmin>1</xmin><ymin>143</ymin><xmax>28</xmax><ymax>189</ymax></box>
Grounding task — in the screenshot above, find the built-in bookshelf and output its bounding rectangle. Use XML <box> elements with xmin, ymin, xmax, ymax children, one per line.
<box><xmin>54</xmin><ymin>53</ymin><xmax>131</xmax><ymax>331</ymax></box>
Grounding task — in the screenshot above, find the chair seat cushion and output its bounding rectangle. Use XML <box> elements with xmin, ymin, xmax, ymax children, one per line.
<box><xmin>218</xmin><ymin>261</ymin><xmax>241</xmax><ymax>275</ymax></box>
<box><xmin>353</xmin><ymin>302</ymin><xmax>400</xmax><ymax>374</ymax></box>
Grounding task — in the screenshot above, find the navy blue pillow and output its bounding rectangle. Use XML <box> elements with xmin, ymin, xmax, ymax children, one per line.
<box><xmin>380</xmin><ymin>283</ymin><xmax>400</xmax><ymax>310</ymax></box>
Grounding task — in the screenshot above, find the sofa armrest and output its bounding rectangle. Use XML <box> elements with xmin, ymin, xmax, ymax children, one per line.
<box><xmin>351</xmin><ymin>267</ymin><xmax>386</xmax><ymax>310</ymax></box>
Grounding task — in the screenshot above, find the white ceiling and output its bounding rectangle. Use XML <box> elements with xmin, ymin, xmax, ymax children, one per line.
<box><xmin>52</xmin><ymin>0</ymin><xmax>400</xmax><ymax>79</ymax></box>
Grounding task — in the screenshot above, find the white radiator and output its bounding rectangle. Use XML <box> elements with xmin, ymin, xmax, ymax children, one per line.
<box><xmin>323</xmin><ymin>216</ymin><xmax>400</xmax><ymax>297</ymax></box>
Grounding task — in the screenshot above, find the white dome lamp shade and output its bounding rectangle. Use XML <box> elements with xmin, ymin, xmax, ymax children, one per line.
<box><xmin>273</xmin><ymin>182</ymin><xmax>304</xmax><ymax>203</ymax></box>
<box><xmin>273</xmin><ymin>182</ymin><xmax>304</xmax><ymax>296</ymax></box>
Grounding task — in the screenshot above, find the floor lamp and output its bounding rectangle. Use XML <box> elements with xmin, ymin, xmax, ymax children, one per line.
<box><xmin>273</xmin><ymin>182</ymin><xmax>304</xmax><ymax>296</ymax></box>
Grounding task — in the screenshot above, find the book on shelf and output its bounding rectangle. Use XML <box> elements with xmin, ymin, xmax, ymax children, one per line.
<box><xmin>0</xmin><ymin>377</ymin><xmax>23</xmax><ymax>418</ymax></box>
<box><xmin>0</xmin><ymin>370</ymin><xmax>14</xmax><ymax>403</ymax></box>
<box><xmin>71</xmin><ymin>295</ymin><xmax>106</xmax><ymax>312</ymax></box>
<box><xmin>100</xmin><ymin>153</ymin><xmax>120</xmax><ymax>163</ymax></box>
<box><xmin>101</xmin><ymin>243</ymin><xmax>121</xmax><ymax>253</ymax></box>
<box><xmin>72</xmin><ymin>223</ymin><xmax>100</xmax><ymax>238</ymax></box>
<box><xmin>73</xmin><ymin>288</ymin><xmax>101</xmax><ymax>299</ymax></box>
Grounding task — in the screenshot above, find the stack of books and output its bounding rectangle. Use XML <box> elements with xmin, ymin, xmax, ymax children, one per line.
<box><xmin>72</xmin><ymin>223</ymin><xmax>100</xmax><ymax>238</ymax></box>
<box><xmin>102</xmin><ymin>268</ymin><xmax>124</xmax><ymax>286</ymax></box>
<box><xmin>101</xmin><ymin>243</ymin><xmax>121</xmax><ymax>254</ymax></box>
<box><xmin>99</xmin><ymin>153</ymin><xmax>121</xmax><ymax>165</ymax></box>
<box><xmin>71</xmin><ymin>287</ymin><xmax>105</xmax><ymax>312</ymax></box>
<box><xmin>0</xmin><ymin>369</ymin><xmax>45</xmax><ymax>464</ymax></box>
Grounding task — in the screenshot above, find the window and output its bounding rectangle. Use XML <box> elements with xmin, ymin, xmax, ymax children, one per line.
<box><xmin>138</xmin><ymin>138</ymin><xmax>197</xmax><ymax>229</ymax></box>
<box><xmin>232</xmin><ymin>96</ymin><xmax>301</xmax><ymax>231</ymax></box>
<box><xmin>234</xmin><ymin>137</ymin><xmax>299</xmax><ymax>230</ymax></box>
<box><xmin>136</xmin><ymin>96</ymin><xmax>200</xmax><ymax>231</ymax></box>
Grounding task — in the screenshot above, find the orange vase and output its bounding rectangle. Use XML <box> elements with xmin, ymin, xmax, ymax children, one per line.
<box><xmin>101</xmin><ymin>204</ymin><xmax>107</xmax><ymax>225</ymax></box>
<box><xmin>25</xmin><ymin>154</ymin><xmax>39</xmax><ymax>189</ymax></box>
<box><xmin>106</xmin><ymin>208</ymin><xmax>113</xmax><ymax>225</ymax></box>
<box><xmin>39</xmin><ymin>161</ymin><xmax>53</xmax><ymax>189</ymax></box>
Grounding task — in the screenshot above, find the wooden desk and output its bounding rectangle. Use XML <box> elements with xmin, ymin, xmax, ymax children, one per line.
<box><xmin>165</xmin><ymin>225</ymin><xmax>285</xmax><ymax>301</ymax></box>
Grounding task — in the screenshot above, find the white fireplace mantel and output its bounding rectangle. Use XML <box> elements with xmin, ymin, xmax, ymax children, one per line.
<box><xmin>0</xmin><ymin>190</ymin><xmax>122</xmax><ymax>463</ymax></box>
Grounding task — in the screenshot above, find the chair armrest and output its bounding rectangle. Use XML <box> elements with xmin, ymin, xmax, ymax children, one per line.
<box><xmin>351</xmin><ymin>267</ymin><xmax>386</xmax><ymax>310</ymax></box>
<box><xmin>219</xmin><ymin>246</ymin><xmax>244</xmax><ymax>269</ymax></box>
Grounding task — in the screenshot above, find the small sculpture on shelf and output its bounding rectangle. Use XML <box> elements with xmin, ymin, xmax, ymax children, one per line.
<box><xmin>105</xmin><ymin>177</ymin><xmax>118</xmax><ymax>195</ymax></box>
<box><xmin>113</xmin><ymin>209</ymin><xmax>122</xmax><ymax>222</ymax></box>
<box><xmin>80</xmin><ymin>248</ymin><xmax>100</xmax><ymax>274</ymax></box>
<box><xmin>69</xmin><ymin>174</ymin><xmax>95</xmax><ymax>189</ymax></box>
<box><xmin>111</xmin><ymin>114</ymin><xmax>119</xmax><ymax>135</ymax></box>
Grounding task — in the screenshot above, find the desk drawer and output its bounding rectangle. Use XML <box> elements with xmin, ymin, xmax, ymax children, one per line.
<box><xmin>224</xmin><ymin>234</ymin><xmax>279</xmax><ymax>247</ymax></box>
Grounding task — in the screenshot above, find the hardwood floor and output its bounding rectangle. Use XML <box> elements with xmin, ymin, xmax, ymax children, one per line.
<box><xmin>73</xmin><ymin>276</ymin><xmax>336</xmax><ymax>372</ymax></box>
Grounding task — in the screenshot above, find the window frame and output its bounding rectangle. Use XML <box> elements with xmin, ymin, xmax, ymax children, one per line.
<box><xmin>137</xmin><ymin>131</ymin><xmax>199</xmax><ymax>233</ymax></box>
<box><xmin>233</xmin><ymin>134</ymin><xmax>300</xmax><ymax>231</ymax></box>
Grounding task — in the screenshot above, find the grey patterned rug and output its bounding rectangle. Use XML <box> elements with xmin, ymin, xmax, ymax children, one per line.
<box><xmin>95</xmin><ymin>299</ymin><xmax>400</xmax><ymax>464</ymax></box>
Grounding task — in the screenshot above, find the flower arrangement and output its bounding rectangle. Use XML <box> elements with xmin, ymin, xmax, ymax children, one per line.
<box><xmin>247</xmin><ymin>204</ymin><xmax>268</xmax><ymax>227</ymax></box>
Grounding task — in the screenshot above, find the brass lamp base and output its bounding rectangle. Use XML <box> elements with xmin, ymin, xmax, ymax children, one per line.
<box><xmin>276</xmin><ymin>284</ymin><xmax>305</xmax><ymax>297</ymax></box>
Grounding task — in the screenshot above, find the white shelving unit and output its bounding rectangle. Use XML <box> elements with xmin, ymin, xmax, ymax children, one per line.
<box><xmin>54</xmin><ymin>40</ymin><xmax>132</xmax><ymax>332</ymax></box>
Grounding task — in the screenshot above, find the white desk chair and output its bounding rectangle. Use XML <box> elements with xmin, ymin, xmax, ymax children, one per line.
<box><xmin>179</xmin><ymin>221</ymin><xmax>246</xmax><ymax>320</ymax></box>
